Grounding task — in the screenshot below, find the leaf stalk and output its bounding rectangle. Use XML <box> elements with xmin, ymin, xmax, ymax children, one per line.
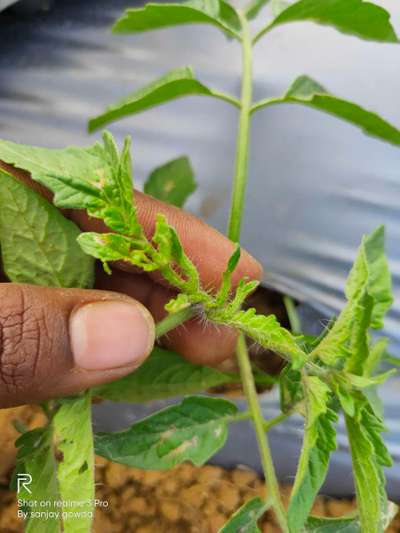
<box><xmin>155</xmin><ymin>306</ymin><xmax>198</xmax><ymax>339</ymax></box>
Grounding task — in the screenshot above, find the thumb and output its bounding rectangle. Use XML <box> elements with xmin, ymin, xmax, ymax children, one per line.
<box><xmin>0</xmin><ymin>283</ymin><xmax>155</xmax><ymax>408</ymax></box>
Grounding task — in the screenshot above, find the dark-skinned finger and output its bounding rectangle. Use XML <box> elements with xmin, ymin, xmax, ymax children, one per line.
<box><xmin>0</xmin><ymin>283</ymin><xmax>155</xmax><ymax>407</ymax></box>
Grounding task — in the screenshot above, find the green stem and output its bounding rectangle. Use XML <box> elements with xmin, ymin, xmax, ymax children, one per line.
<box><xmin>230</xmin><ymin>410</ymin><xmax>251</xmax><ymax>423</ymax></box>
<box><xmin>225</xmin><ymin>13</ymin><xmax>288</xmax><ymax>530</ymax></box>
<box><xmin>283</xmin><ymin>295</ymin><xmax>301</xmax><ymax>335</ymax></box>
<box><xmin>236</xmin><ymin>335</ymin><xmax>288</xmax><ymax>531</ymax></box>
<box><xmin>253</xmin><ymin>24</ymin><xmax>271</xmax><ymax>46</ymax></box>
<box><xmin>227</xmin><ymin>12</ymin><xmax>253</xmax><ymax>243</ymax></box>
<box><xmin>263</xmin><ymin>411</ymin><xmax>292</xmax><ymax>432</ymax></box>
<box><xmin>155</xmin><ymin>307</ymin><xmax>197</xmax><ymax>339</ymax></box>
<box><xmin>210</xmin><ymin>89</ymin><xmax>241</xmax><ymax>108</ymax></box>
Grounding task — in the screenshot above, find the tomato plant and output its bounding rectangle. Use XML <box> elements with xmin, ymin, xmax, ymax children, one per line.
<box><xmin>0</xmin><ymin>0</ymin><xmax>399</xmax><ymax>531</ymax></box>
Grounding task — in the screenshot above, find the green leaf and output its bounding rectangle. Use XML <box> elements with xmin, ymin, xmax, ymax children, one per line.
<box><xmin>271</xmin><ymin>0</ymin><xmax>291</xmax><ymax>16</ymax></box>
<box><xmin>244</xmin><ymin>0</ymin><xmax>270</xmax><ymax>20</ymax></box>
<box><xmin>345</xmin><ymin>226</ymin><xmax>393</xmax><ymax>330</ymax></box>
<box><xmin>215</xmin><ymin>245</ymin><xmax>242</xmax><ymax>305</ymax></box>
<box><xmin>305</xmin><ymin>502</ymin><xmax>398</xmax><ymax>531</ymax></box>
<box><xmin>255</xmin><ymin>0</ymin><xmax>398</xmax><ymax>44</ymax></box>
<box><xmin>112</xmin><ymin>0</ymin><xmax>241</xmax><ymax>39</ymax></box>
<box><xmin>0</xmin><ymin>133</ymin><xmax>141</xmax><ymax>237</ymax></box>
<box><xmin>252</xmin><ymin>76</ymin><xmax>400</xmax><ymax>147</ymax></box>
<box><xmin>385</xmin><ymin>354</ymin><xmax>400</xmax><ymax>367</ymax></box>
<box><xmin>93</xmin><ymin>346</ymin><xmax>236</xmax><ymax>402</ymax></box>
<box><xmin>345</xmin><ymin>397</ymin><xmax>393</xmax><ymax>533</ymax></box>
<box><xmin>153</xmin><ymin>213</ymin><xmax>201</xmax><ymax>293</ymax></box>
<box><xmin>100</xmin><ymin>133</ymin><xmax>141</xmax><ymax>236</ymax></box>
<box><xmin>288</xmin><ymin>376</ymin><xmax>337</xmax><ymax>532</ymax></box>
<box><xmin>144</xmin><ymin>156</ymin><xmax>197</xmax><ymax>207</ymax></box>
<box><xmin>304</xmin><ymin>513</ymin><xmax>360</xmax><ymax>532</ymax></box>
<box><xmin>0</xmin><ymin>138</ymin><xmax>110</xmax><ymax>210</ymax></box>
<box><xmin>310</xmin><ymin>226</ymin><xmax>392</xmax><ymax>368</ymax></box>
<box><xmin>0</xmin><ymin>169</ymin><xmax>94</xmax><ymax>288</ymax></box>
<box><xmin>364</xmin><ymin>337</ymin><xmax>388</xmax><ymax>376</ymax></box>
<box><xmin>89</xmin><ymin>67</ymin><xmax>238</xmax><ymax>132</ymax></box>
<box><xmin>52</xmin><ymin>392</ymin><xmax>94</xmax><ymax>533</ymax></box>
<box><xmin>279</xmin><ymin>365</ymin><xmax>303</xmax><ymax>414</ymax></box>
<box><xmin>13</xmin><ymin>395</ymin><xmax>94</xmax><ymax>532</ymax></box>
<box><xmin>218</xmin><ymin>497</ymin><xmax>268</xmax><ymax>533</ymax></box>
<box><xmin>345</xmin><ymin>369</ymin><xmax>396</xmax><ymax>388</ymax></box>
<box><xmin>14</xmin><ymin>428</ymin><xmax>60</xmax><ymax>533</ymax></box>
<box><xmin>95</xmin><ymin>396</ymin><xmax>237</xmax><ymax>469</ymax></box>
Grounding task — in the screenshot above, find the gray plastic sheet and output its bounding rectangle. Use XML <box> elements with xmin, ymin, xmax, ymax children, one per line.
<box><xmin>0</xmin><ymin>0</ymin><xmax>399</xmax><ymax>499</ymax></box>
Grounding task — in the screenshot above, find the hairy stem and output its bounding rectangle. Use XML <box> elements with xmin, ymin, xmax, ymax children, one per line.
<box><xmin>227</xmin><ymin>12</ymin><xmax>253</xmax><ymax>243</ymax></box>
<box><xmin>155</xmin><ymin>307</ymin><xmax>197</xmax><ymax>339</ymax></box>
<box><xmin>236</xmin><ymin>335</ymin><xmax>289</xmax><ymax>531</ymax></box>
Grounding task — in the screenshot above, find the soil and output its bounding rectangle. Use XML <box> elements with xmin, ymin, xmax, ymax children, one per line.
<box><xmin>0</xmin><ymin>458</ymin><xmax>399</xmax><ymax>532</ymax></box>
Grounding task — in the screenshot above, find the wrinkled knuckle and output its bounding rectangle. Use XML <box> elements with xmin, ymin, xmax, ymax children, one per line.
<box><xmin>0</xmin><ymin>285</ymin><xmax>47</xmax><ymax>393</ymax></box>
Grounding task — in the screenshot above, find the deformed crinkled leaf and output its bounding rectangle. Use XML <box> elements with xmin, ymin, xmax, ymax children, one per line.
<box><xmin>144</xmin><ymin>156</ymin><xmax>197</xmax><ymax>207</ymax></box>
<box><xmin>77</xmin><ymin>232</ymin><xmax>156</xmax><ymax>272</ymax></box>
<box><xmin>153</xmin><ymin>213</ymin><xmax>201</xmax><ymax>293</ymax></box>
<box><xmin>218</xmin><ymin>497</ymin><xmax>268</xmax><ymax>533</ymax></box>
<box><xmin>112</xmin><ymin>0</ymin><xmax>241</xmax><ymax>39</ymax></box>
<box><xmin>288</xmin><ymin>376</ymin><xmax>337</xmax><ymax>532</ymax></box>
<box><xmin>53</xmin><ymin>392</ymin><xmax>94</xmax><ymax>533</ymax></box>
<box><xmin>93</xmin><ymin>347</ymin><xmax>237</xmax><ymax>402</ymax></box>
<box><xmin>310</xmin><ymin>226</ymin><xmax>392</xmax><ymax>368</ymax></box>
<box><xmin>252</xmin><ymin>76</ymin><xmax>400</xmax><ymax>147</ymax></box>
<box><xmin>214</xmin><ymin>307</ymin><xmax>306</xmax><ymax>368</ymax></box>
<box><xmin>0</xmin><ymin>169</ymin><xmax>94</xmax><ymax>288</ymax></box>
<box><xmin>345</xmin><ymin>396</ymin><xmax>393</xmax><ymax>533</ymax></box>
<box><xmin>345</xmin><ymin>226</ymin><xmax>393</xmax><ymax>330</ymax></box>
<box><xmin>100</xmin><ymin>133</ymin><xmax>141</xmax><ymax>236</ymax></box>
<box><xmin>89</xmin><ymin>67</ymin><xmax>237</xmax><ymax>132</ymax></box>
<box><xmin>94</xmin><ymin>396</ymin><xmax>237</xmax><ymax>469</ymax></box>
<box><xmin>254</xmin><ymin>0</ymin><xmax>398</xmax><ymax>44</ymax></box>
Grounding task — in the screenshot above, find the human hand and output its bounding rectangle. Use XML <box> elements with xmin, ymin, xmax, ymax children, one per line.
<box><xmin>0</xmin><ymin>161</ymin><xmax>262</xmax><ymax>407</ymax></box>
